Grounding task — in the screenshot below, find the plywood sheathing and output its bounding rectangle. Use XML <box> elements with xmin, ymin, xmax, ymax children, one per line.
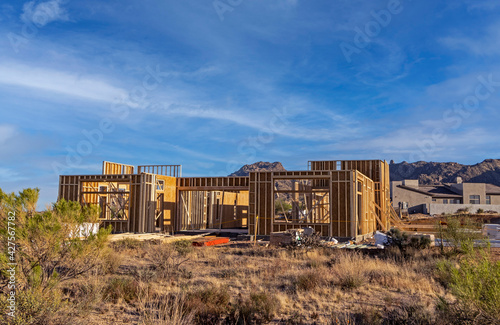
<box><xmin>102</xmin><ymin>161</ymin><xmax>134</xmax><ymax>175</ymax></box>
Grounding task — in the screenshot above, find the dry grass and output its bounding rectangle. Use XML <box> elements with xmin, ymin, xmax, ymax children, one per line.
<box><xmin>48</xmin><ymin>240</ymin><xmax>454</xmax><ymax>324</ymax></box>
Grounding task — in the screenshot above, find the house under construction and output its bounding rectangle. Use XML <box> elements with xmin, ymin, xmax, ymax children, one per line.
<box><xmin>58</xmin><ymin>160</ymin><xmax>400</xmax><ymax>239</ymax></box>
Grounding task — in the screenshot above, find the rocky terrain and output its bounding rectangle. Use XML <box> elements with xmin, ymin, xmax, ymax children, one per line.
<box><xmin>390</xmin><ymin>159</ymin><xmax>500</xmax><ymax>186</ymax></box>
<box><xmin>229</xmin><ymin>161</ymin><xmax>287</xmax><ymax>176</ymax></box>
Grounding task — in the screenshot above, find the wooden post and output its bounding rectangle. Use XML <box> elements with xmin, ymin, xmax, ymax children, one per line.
<box><xmin>219</xmin><ymin>191</ymin><xmax>225</xmax><ymax>230</ymax></box>
<box><xmin>254</xmin><ymin>214</ymin><xmax>258</xmax><ymax>246</ymax></box>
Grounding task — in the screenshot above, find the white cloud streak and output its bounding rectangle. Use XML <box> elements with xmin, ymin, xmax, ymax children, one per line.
<box><xmin>0</xmin><ymin>62</ymin><xmax>131</xmax><ymax>105</ymax></box>
<box><xmin>440</xmin><ymin>23</ymin><xmax>500</xmax><ymax>56</ymax></box>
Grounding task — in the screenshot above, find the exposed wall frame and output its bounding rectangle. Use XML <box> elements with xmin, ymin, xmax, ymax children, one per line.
<box><xmin>58</xmin><ymin>159</ymin><xmax>385</xmax><ymax>238</ymax></box>
<box><xmin>138</xmin><ymin>165</ymin><xmax>182</xmax><ymax>177</ymax></box>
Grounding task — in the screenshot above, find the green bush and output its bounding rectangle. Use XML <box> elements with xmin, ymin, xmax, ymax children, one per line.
<box><xmin>173</xmin><ymin>239</ymin><xmax>194</xmax><ymax>256</ymax></box>
<box><xmin>437</xmin><ymin>250</ymin><xmax>500</xmax><ymax>323</ymax></box>
<box><xmin>0</xmin><ymin>287</ymin><xmax>69</xmax><ymax>325</ymax></box>
<box><xmin>0</xmin><ymin>188</ymin><xmax>110</xmax><ymax>323</ymax></box>
<box><xmin>438</xmin><ymin>216</ymin><xmax>484</xmax><ymax>253</ymax></box>
<box><xmin>385</xmin><ymin>228</ymin><xmax>431</xmax><ymax>255</ymax></box>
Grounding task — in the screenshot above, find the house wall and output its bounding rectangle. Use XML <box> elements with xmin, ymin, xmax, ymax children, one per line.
<box><xmin>462</xmin><ymin>183</ymin><xmax>487</xmax><ymax>204</ymax></box>
<box><xmin>429</xmin><ymin>204</ymin><xmax>500</xmax><ymax>215</ymax></box>
<box><xmin>391</xmin><ymin>183</ymin><xmax>433</xmax><ymax>211</ymax></box>
<box><xmin>490</xmin><ymin>195</ymin><xmax>500</xmax><ymax>205</ymax></box>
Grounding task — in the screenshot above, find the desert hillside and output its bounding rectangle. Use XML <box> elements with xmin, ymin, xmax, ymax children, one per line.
<box><xmin>390</xmin><ymin>159</ymin><xmax>500</xmax><ymax>186</ymax></box>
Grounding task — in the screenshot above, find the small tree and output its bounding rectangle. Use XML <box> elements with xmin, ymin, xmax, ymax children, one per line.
<box><xmin>440</xmin><ymin>216</ymin><xmax>484</xmax><ymax>253</ymax></box>
<box><xmin>274</xmin><ymin>199</ymin><xmax>292</xmax><ymax>214</ymax></box>
<box><xmin>0</xmin><ymin>188</ymin><xmax>110</xmax><ymax>323</ymax></box>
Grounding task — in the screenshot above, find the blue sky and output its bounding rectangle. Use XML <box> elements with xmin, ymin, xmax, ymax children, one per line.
<box><xmin>1</xmin><ymin>0</ymin><xmax>500</xmax><ymax>206</ymax></box>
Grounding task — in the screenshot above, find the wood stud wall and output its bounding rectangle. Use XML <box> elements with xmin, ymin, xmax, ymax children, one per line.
<box><xmin>59</xmin><ymin>173</ymin><xmax>156</xmax><ymax>233</ymax></box>
<box><xmin>138</xmin><ymin>165</ymin><xmax>182</xmax><ymax>177</ymax></box>
<box><xmin>308</xmin><ymin>160</ymin><xmax>391</xmax><ymax>231</ymax></box>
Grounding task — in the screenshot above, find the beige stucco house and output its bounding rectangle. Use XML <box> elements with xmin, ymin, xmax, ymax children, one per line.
<box><xmin>391</xmin><ymin>177</ymin><xmax>500</xmax><ymax>215</ymax></box>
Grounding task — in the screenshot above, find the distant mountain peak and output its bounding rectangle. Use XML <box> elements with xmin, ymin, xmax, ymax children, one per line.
<box><xmin>229</xmin><ymin>161</ymin><xmax>286</xmax><ymax>177</ymax></box>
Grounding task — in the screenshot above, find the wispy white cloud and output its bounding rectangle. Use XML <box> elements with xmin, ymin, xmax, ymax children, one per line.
<box><xmin>0</xmin><ymin>167</ymin><xmax>26</xmax><ymax>182</ymax></box>
<box><xmin>464</xmin><ymin>0</ymin><xmax>500</xmax><ymax>11</ymax></box>
<box><xmin>160</xmin><ymin>104</ymin><xmax>357</xmax><ymax>141</ymax></box>
<box><xmin>440</xmin><ymin>23</ymin><xmax>500</xmax><ymax>56</ymax></box>
<box><xmin>327</xmin><ymin>126</ymin><xmax>494</xmax><ymax>163</ymax></box>
<box><xmin>21</xmin><ymin>0</ymin><xmax>69</xmax><ymax>27</ymax></box>
<box><xmin>0</xmin><ymin>62</ymin><xmax>133</xmax><ymax>105</ymax></box>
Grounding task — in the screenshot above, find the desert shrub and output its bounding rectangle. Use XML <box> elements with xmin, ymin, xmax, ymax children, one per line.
<box><xmin>385</xmin><ymin>229</ymin><xmax>431</xmax><ymax>255</ymax></box>
<box><xmin>111</xmin><ymin>238</ymin><xmax>145</xmax><ymax>251</ymax></box>
<box><xmin>329</xmin><ymin>310</ymin><xmax>367</xmax><ymax>325</ymax></box>
<box><xmin>144</xmin><ymin>241</ymin><xmax>189</xmax><ymax>278</ymax></box>
<box><xmin>0</xmin><ymin>287</ymin><xmax>70</xmax><ymax>325</ymax></box>
<box><xmin>295</xmin><ymin>271</ymin><xmax>323</xmax><ymax>291</ymax></box>
<box><xmin>328</xmin><ymin>252</ymin><xmax>367</xmax><ymax>290</ymax></box>
<box><xmin>0</xmin><ymin>193</ymin><xmax>111</xmax><ymax>291</ymax></box>
<box><xmin>218</xmin><ymin>269</ymin><xmax>237</xmax><ymax>279</ymax></box>
<box><xmin>96</xmin><ymin>247</ymin><xmax>123</xmax><ymax>274</ymax></box>
<box><xmin>437</xmin><ymin>250</ymin><xmax>500</xmax><ymax>323</ymax></box>
<box><xmin>173</xmin><ymin>239</ymin><xmax>194</xmax><ymax>256</ymax></box>
<box><xmin>0</xmin><ymin>189</ymin><xmax>110</xmax><ymax>323</ymax></box>
<box><xmin>382</xmin><ymin>299</ymin><xmax>435</xmax><ymax>325</ymax></box>
<box><xmin>138</xmin><ymin>291</ymin><xmax>194</xmax><ymax>325</ymax></box>
<box><xmin>102</xmin><ymin>277</ymin><xmax>139</xmax><ymax>304</ymax></box>
<box><xmin>229</xmin><ymin>291</ymin><xmax>280</xmax><ymax>324</ymax></box>
<box><xmin>61</xmin><ymin>277</ymin><xmax>105</xmax><ymax>313</ymax></box>
<box><xmin>282</xmin><ymin>311</ymin><xmax>306</xmax><ymax>324</ymax></box>
<box><xmin>185</xmin><ymin>285</ymin><xmax>231</xmax><ymax>324</ymax></box>
<box><xmin>438</xmin><ymin>216</ymin><xmax>484</xmax><ymax>253</ymax></box>
<box><xmin>338</xmin><ymin>273</ymin><xmax>366</xmax><ymax>290</ymax></box>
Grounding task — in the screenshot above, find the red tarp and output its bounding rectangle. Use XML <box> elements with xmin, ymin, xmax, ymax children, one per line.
<box><xmin>192</xmin><ymin>237</ymin><xmax>230</xmax><ymax>247</ymax></box>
